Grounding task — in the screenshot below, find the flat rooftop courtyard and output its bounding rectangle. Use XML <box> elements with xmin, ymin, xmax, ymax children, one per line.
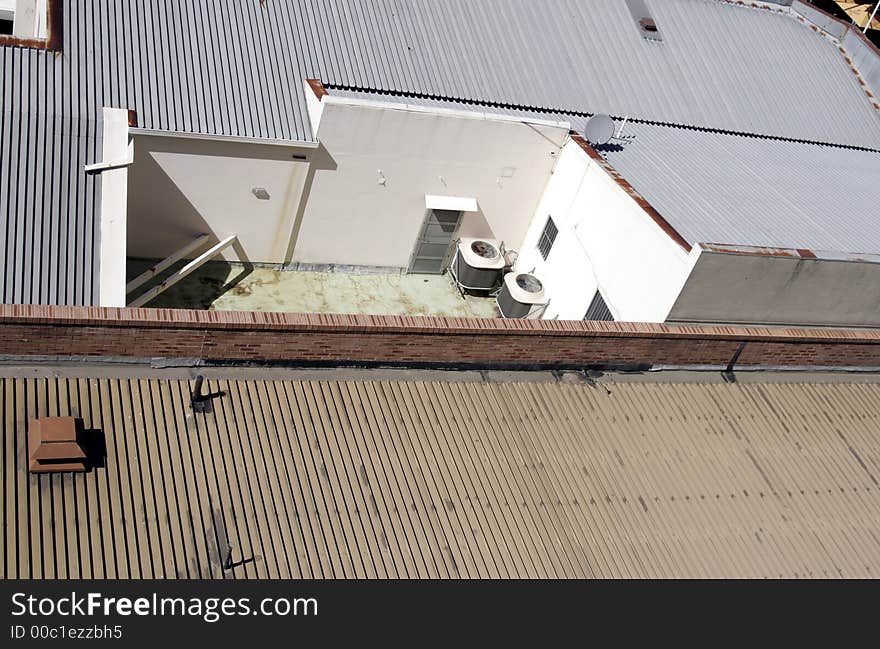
<box><xmin>126</xmin><ymin>259</ymin><xmax>501</xmax><ymax>318</ymax></box>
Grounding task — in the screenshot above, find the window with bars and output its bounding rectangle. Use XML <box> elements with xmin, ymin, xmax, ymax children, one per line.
<box><xmin>584</xmin><ymin>290</ymin><xmax>614</xmax><ymax>321</ymax></box>
<box><xmin>0</xmin><ymin>3</ymin><xmax>12</xmax><ymax>35</ymax></box>
<box><xmin>537</xmin><ymin>216</ymin><xmax>558</xmax><ymax>260</ymax></box>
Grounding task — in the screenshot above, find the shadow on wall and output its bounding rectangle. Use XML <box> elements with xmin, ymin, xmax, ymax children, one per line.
<box><xmin>127</xmin><ymin>134</ymin><xmax>317</xmax><ymax>265</ymax></box>
<box><xmin>125</xmin><ymin>133</ymin><xmax>332</xmax><ymax>305</ymax></box>
<box><xmin>128</xmin><ymin>137</ymin><xmax>232</xmax><ymax>259</ymax></box>
<box><xmin>283</xmin><ymin>142</ymin><xmax>338</xmax><ymax>265</ymax></box>
<box><xmin>458</xmin><ymin>207</ymin><xmax>495</xmax><ymax>241</ymax></box>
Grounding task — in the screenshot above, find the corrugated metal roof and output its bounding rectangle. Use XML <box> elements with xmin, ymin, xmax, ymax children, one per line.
<box><xmin>0</xmin><ymin>45</ymin><xmax>101</xmax><ymax>306</ymax></box>
<box><xmin>314</xmin><ymin>0</ymin><xmax>880</xmax><ymax>147</ymax></box>
<box><xmin>600</xmin><ymin>121</ymin><xmax>880</xmax><ymax>253</ymax></box>
<box><xmin>3</xmin><ymin>0</ymin><xmax>880</xmax><ymax>305</ymax></box>
<box><xmin>33</xmin><ymin>0</ymin><xmax>872</xmax><ymax>144</ymax></box>
<box><xmin>5</xmin><ymin>373</ymin><xmax>880</xmax><ymax>579</ymax></box>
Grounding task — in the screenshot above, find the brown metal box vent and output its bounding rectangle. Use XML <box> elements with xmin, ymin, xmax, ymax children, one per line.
<box><xmin>639</xmin><ymin>17</ymin><xmax>658</xmax><ymax>33</ymax></box>
<box><xmin>28</xmin><ymin>416</ymin><xmax>87</xmax><ymax>474</ymax></box>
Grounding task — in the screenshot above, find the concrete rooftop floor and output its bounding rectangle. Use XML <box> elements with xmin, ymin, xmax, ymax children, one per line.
<box><xmin>127</xmin><ymin>259</ymin><xmax>501</xmax><ymax>318</ymax></box>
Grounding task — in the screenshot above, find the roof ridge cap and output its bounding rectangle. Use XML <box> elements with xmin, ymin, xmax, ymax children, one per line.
<box><xmin>325</xmin><ymin>84</ymin><xmax>880</xmax><ymax>154</ymax></box>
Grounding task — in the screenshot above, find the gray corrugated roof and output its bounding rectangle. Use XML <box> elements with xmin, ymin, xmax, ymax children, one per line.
<box><xmin>78</xmin><ymin>0</ymin><xmax>880</xmax><ymax>145</ymax></box>
<box><xmin>322</xmin><ymin>0</ymin><xmax>880</xmax><ymax>148</ymax></box>
<box><xmin>0</xmin><ymin>48</ymin><xmax>101</xmax><ymax>306</ymax></box>
<box><xmin>600</xmin><ymin>121</ymin><xmax>880</xmax><ymax>253</ymax></box>
<box><xmin>3</xmin><ymin>0</ymin><xmax>880</xmax><ymax>304</ymax></box>
<box><xmin>316</xmin><ymin>0</ymin><xmax>880</xmax><ymax>147</ymax></box>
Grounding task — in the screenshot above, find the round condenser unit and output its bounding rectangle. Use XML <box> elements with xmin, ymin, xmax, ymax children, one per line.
<box><xmin>498</xmin><ymin>272</ymin><xmax>546</xmax><ymax>319</ymax></box>
<box><xmin>454</xmin><ymin>238</ymin><xmax>505</xmax><ymax>290</ymax></box>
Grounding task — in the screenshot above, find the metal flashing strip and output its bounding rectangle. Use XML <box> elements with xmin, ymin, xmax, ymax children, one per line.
<box><xmin>321</xmin><ymin>91</ymin><xmax>571</xmax><ymax>130</ymax></box>
<box><xmin>128</xmin><ymin>128</ymin><xmax>320</xmax><ymax>149</ymax></box>
<box><xmin>698</xmin><ymin>242</ymin><xmax>880</xmax><ymax>263</ymax></box>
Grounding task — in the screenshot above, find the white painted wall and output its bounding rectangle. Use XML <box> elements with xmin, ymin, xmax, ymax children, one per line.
<box><xmin>33</xmin><ymin>0</ymin><xmax>45</xmax><ymax>37</ymax></box>
<box><xmin>127</xmin><ymin>134</ymin><xmax>311</xmax><ymax>264</ymax></box>
<box><xmin>669</xmin><ymin>248</ymin><xmax>880</xmax><ymax>327</ymax></box>
<box><xmin>291</xmin><ymin>97</ymin><xmax>568</xmax><ymax>268</ymax></box>
<box><xmin>304</xmin><ymin>80</ymin><xmax>325</xmax><ymax>138</ymax></box>
<box><xmin>97</xmin><ymin>108</ymin><xmax>131</xmax><ymax>307</ymax></box>
<box><xmin>515</xmin><ymin>140</ymin><xmax>696</xmax><ymax>322</ymax></box>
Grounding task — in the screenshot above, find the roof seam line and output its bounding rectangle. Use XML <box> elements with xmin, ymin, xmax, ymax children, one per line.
<box><xmin>324</xmin><ymin>83</ymin><xmax>880</xmax><ymax>154</ymax></box>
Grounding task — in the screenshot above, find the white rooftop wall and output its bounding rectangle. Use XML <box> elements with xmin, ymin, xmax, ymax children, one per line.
<box><xmin>515</xmin><ymin>140</ymin><xmax>696</xmax><ymax>322</ymax></box>
<box><xmin>127</xmin><ymin>135</ymin><xmax>312</xmax><ymax>265</ymax></box>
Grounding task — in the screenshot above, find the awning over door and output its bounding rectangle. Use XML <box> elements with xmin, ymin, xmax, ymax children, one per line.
<box><xmin>425</xmin><ymin>195</ymin><xmax>479</xmax><ymax>213</ymax></box>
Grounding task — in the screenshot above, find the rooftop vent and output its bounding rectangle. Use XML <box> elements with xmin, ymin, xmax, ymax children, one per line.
<box><xmin>28</xmin><ymin>416</ymin><xmax>87</xmax><ymax>474</ymax></box>
<box><xmin>625</xmin><ymin>0</ymin><xmax>663</xmax><ymax>42</ymax></box>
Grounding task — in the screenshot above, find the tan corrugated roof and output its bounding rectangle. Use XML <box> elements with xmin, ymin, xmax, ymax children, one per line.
<box><xmin>3</xmin><ymin>375</ymin><xmax>880</xmax><ymax>578</ymax></box>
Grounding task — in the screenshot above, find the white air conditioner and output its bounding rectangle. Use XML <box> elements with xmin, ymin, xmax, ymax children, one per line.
<box><xmin>497</xmin><ymin>272</ymin><xmax>546</xmax><ymax>318</ymax></box>
<box><xmin>452</xmin><ymin>238</ymin><xmax>505</xmax><ymax>290</ymax></box>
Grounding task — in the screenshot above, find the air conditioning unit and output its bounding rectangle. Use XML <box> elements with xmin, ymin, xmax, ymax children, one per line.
<box><xmin>498</xmin><ymin>272</ymin><xmax>546</xmax><ymax>319</ymax></box>
<box><xmin>452</xmin><ymin>238</ymin><xmax>505</xmax><ymax>290</ymax></box>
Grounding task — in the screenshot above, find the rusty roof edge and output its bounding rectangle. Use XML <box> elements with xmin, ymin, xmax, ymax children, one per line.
<box><xmin>790</xmin><ymin>0</ymin><xmax>859</xmax><ymax>38</ymax></box>
<box><xmin>306</xmin><ymin>78</ymin><xmax>329</xmax><ymax>101</ymax></box>
<box><xmin>698</xmin><ymin>242</ymin><xmax>880</xmax><ymax>263</ymax></box>
<box><xmin>787</xmin><ymin>0</ymin><xmax>880</xmax><ymax>110</ymax></box>
<box><xmin>569</xmin><ymin>133</ymin><xmax>693</xmax><ymax>253</ymax></box>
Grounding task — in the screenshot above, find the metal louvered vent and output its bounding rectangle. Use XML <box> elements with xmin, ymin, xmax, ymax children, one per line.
<box><xmin>537</xmin><ymin>217</ymin><xmax>558</xmax><ymax>260</ymax></box>
<box><xmin>584</xmin><ymin>290</ymin><xmax>614</xmax><ymax>322</ymax></box>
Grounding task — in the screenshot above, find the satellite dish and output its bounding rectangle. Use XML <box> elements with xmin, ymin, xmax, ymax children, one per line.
<box><xmin>584</xmin><ymin>114</ymin><xmax>615</xmax><ymax>146</ymax></box>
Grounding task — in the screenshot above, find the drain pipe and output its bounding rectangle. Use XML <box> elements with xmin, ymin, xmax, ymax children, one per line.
<box><xmin>721</xmin><ymin>341</ymin><xmax>748</xmax><ymax>384</ymax></box>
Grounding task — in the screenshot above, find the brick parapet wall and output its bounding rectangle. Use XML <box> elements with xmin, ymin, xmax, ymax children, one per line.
<box><xmin>1</xmin><ymin>305</ymin><xmax>880</xmax><ymax>369</ymax></box>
